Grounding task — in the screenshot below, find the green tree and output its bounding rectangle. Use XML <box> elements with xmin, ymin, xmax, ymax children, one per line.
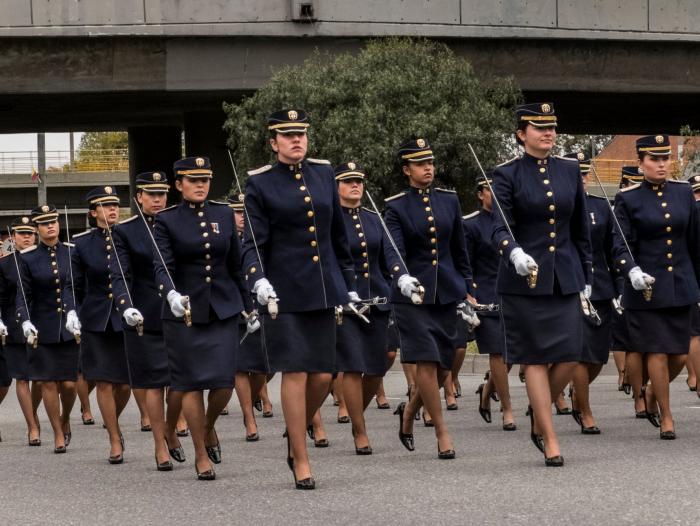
<box><xmin>223</xmin><ymin>38</ymin><xmax>521</xmax><ymax>210</ymax></box>
<box><xmin>554</xmin><ymin>134</ymin><xmax>614</xmax><ymax>158</ymax></box>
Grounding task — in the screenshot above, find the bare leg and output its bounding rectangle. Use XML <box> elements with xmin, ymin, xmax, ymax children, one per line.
<box><xmin>626</xmin><ymin>352</ymin><xmax>645</xmax><ymax>413</ymax></box>
<box><xmin>307</xmin><ymin>373</ymin><xmax>332</xmax><ymax>437</ymax></box>
<box><xmin>612</xmin><ymin>351</ymin><xmax>626</xmax><ymax>389</ymax></box>
<box><xmin>16</xmin><ymin>380</ymin><xmax>40</xmax><ymax>442</ymax></box>
<box><xmin>40</xmin><ymin>382</ymin><xmax>65</xmax><ymax>449</ymax></box>
<box><xmin>451</xmin><ymin>346</ymin><xmax>467</xmax><ymax>396</ymax></box>
<box><xmin>572</xmin><ymin>363</ymin><xmax>603</xmax><ymax>428</ymax></box>
<box><xmin>76</xmin><ymin>374</ymin><xmax>94</xmax><ymax>422</ymax></box>
<box><xmin>489</xmin><ymin>355</ymin><xmax>513</xmax><ymax>426</ymax></box>
<box><xmin>343</xmin><ymin>373</ymin><xmax>368</xmax><ymax>448</ymax></box>
<box><xmin>259</xmin><ymin>381</ymin><xmax>273</xmax><ymax>414</ymax></box>
<box><xmin>444</xmin><ymin>371</ymin><xmax>458</xmax><ymax>409</ymax></box>
<box><xmin>165</xmin><ymin>389</ymin><xmax>184</xmax><ymax>444</ymax></box>
<box><xmin>95</xmin><ymin>381</ymin><xmax>123</xmax><ymax>458</ymax></box>
<box><xmin>133</xmin><ymin>388</ymin><xmax>150</xmax><ymax>428</ymax></box>
<box><xmin>647</xmin><ymin>353</ymin><xmax>674</xmax><ymax>432</ymax></box>
<box><xmin>281</xmin><ymin>372</ymin><xmax>311</xmax><ymax>480</ymax></box>
<box><xmin>234</xmin><ymin>373</ymin><xmax>257</xmax><ymax>436</ymax></box>
<box><xmin>333</xmin><ymin>374</ymin><xmax>348</xmax><ymax>421</ymax></box>
<box><xmin>687</xmin><ymin>336</ymin><xmax>700</xmax><ymax>391</ymax></box>
<box><xmin>407</xmin><ymin>362</ymin><xmax>453</xmax><ymax>453</ymax></box>
<box><xmin>114</xmin><ymin>384</ymin><xmax>131</xmax><ymax>418</ymax></box>
<box><xmin>204</xmin><ymin>388</ymin><xmax>233</xmax><ymax>449</ymax></box>
<box><xmin>181</xmin><ymin>391</ymin><xmax>210</xmax><ymax>474</ymax></box>
<box><xmin>59</xmin><ymin>381</ymin><xmax>77</xmax><ymax>437</ymax></box>
<box><xmin>145</xmin><ymin>388</ymin><xmax>169</xmax><ymax>464</ymax></box>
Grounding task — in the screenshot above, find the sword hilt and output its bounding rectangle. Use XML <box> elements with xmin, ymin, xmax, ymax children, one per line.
<box><xmin>28</xmin><ymin>333</ymin><xmax>38</xmax><ymax>349</ymax></box>
<box><xmin>411</xmin><ymin>285</ymin><xmax>425</xmax><ymax>305</ymax></box>
<box><xmin>74</xmin><ymin>330</ymin><xmax>81</xmax><ymax>345</ymax></box>
<box><xmin>335</xmin><ymin>306</ymin><xmax>343</xmax><ymax>325</ymax></box>
<box><xmin>642</xmin><ymin>286</ymin><xmax>653</xmax><ymax>302</ymax></box>
<box><xmin>136</xmin><ymin>321</ymin><xmax>144</xmax><ymax>337</ymax></box>
<box><xmin>527</xmin><ymin>267</ymin><xmax>539</xmax><ymax>289</ymax></box>
<box><xmin>1</xmin><ymin>334</ymin><xmax>5</xmax><ymax>346</ymax></box>
<box><xmin>268</xmin><ymin>297</ymin><xmax>279</xmax><ymax>320</ymax></box>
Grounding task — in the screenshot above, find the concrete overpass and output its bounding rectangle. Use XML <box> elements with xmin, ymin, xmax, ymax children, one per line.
<box><xmin>1</xmin><ymin>1</ymin><xmax>699</xmax><ymax>198</ymax></box>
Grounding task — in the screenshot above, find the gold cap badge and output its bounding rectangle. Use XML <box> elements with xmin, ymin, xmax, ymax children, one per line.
<box><xmin>22</xmin><ymin>216</ymin><xmax>29</xmax><ymax>224</ymax></box>
<box><xmin>238</xmin><ymin>193</ymin><xmax>245</xmax><ymax>202</ymax></box>
<box><xmin>348</xmin><ymin>162</ymin><xmax>356</xmax><ymax>170</ymax></box>
<box><xmin>541</xmin><ymin>103</ymin><xmax>551</xmax><ymax>113</ymax></box>
<box><xmin>195</xmin><ymin>157</ymin><xmax>205</xmax><ymax>167</ymax></box>
<box><xmin>41</xmin><ymin>205</ymin><xmax>49</xmax><ymax>213</ymax></box>
<box><xmin>417</xmin><ymin>139</ymin><xmax>426</xmax><ymax>148</ymax></box>
<box><xmin>655</xmin><ymin>135</ymin><xmax>664</xmax><ymax>144</ymax></box>
<box><xmin>288</xmin><ymin>110</ymin><xmax>298</xmax><ymax>121</ymax></box>
<box><xmin>104</xmin><ymin>186</ymin><xmax>113</xmax><ymax>194</ymax></box>
<box><xmin>153</xmin><ymin>172</ymin><xmax>161</xmax><ymax>181</ymax></box>
<box><xmin>577</xmin><ymin>152</ymin><xmax>585</xmax><ymax>161</ymax></box>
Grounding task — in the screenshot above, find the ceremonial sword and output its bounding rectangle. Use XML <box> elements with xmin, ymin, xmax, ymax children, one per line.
<box><xmin>467</xmin><ymin>143</ymin><xmax>538</xmax><ymax>289</ymax></box>
<box><xmin>6</xmin><ymin>227</ymin><xmax>37</xmax><ymax>348</ymax></box>
<box><xmin>132</xmin><ymin>198</ymin><xmax>192</xmax><ymax>327</ymax></box>
<box><xmin>97</xmin><ymin>205</ymin><xmax>144</xmax><ymax>335</ymax></box>
<box><xmin>62</xmin><ymin>206</ymin><xmax>82</xmax><ymax>343</ymax></box>
<box><xmin>226</xmin><ymin>149</ymin><xmax>279</xmax><ymax>319</ymax></box>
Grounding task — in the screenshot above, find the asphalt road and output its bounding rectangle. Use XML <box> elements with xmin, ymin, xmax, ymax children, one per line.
<box><xmin>1</xmin><ymin>372</ymin><xmax>699</xmax><ymax>525</ymax></box>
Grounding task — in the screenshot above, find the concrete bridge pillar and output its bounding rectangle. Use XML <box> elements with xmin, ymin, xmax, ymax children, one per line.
<box><xmin>127</xmin><ymin>126</ymin><xmax>182</xmax><ymax>211</ymax></box>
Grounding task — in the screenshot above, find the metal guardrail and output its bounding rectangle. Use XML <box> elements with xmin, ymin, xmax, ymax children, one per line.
<box><xmin>0</xmin><ymin>149</ymin><xmax>128</xmax><ymax>175</ymax></box>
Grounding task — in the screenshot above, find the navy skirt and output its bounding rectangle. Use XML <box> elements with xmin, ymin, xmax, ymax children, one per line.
<box><xmin>394</xmin><ymin>303</ymin><xmax>457</xmax><ymax>371</ymax></box>
<box><xmin>475</xmin><ymin>314</ymin><xmax>505</xmax><ymax>355</ymax></box>
<box><xmin>4</xmin><ymin>342</ymin><xmax>29</xmax><ymax>381</ymax></box>
<box><xmin>237</xmin><ymin>319</ymin><xmax>268</xmax><ymax>374</ymax></box>
<box><xmin>0</xmin><ymin>347</ymin><xmax>11</xmax><ymax>387</ymax></box>
<box><xmin>164</xmin><ymin>316</ymin><xmax>237</xmax><ymax>391</ymax></box>
<box><xmin>336</xmin><ymin>309</ymin><xmax>389</xmax><ymax>376</ymax></box>
<box><xmin>501</xmin><ymin>291</ymin><xmax>581</xmax><ymax>365</ymax></box>
<box><xmin>264</xmin><ymin>309</ymin><xmax>336</xmax><ymax>373</ymax></box>
<box><xmin>28</xmin><ymin>340</ymin><xmax>79</xmax><ymax>381</ymax></box>
<box><xmin>81</xmin><ymin>327</ymin><xmax>130</xmax><ymax>384</ymax></box>
<box><xmin>123</xmin><ymin>329</ymin><xmax>170</xmax><ymax>389</ymax></box>
<box><xmin>580</xmin><ymin>300</ymin><xmax>612</xmax><ymax>364</ymax></box>
<box><xmin>626</xmin><ymin>306</ymin><xmax>691</xmax><ymax>355</ymax></box>
<box><xmin>610</xmin><ymin>309</ymin><xmax>629</xmax><ymax>351</ymax></box>
<box><xmin>691</xmin><ymin>304</ymin><xmax>700</xmax><ymax>337</ymax></box>
<box><xmin>453</xmin><ymin>318</ymin><xmax>475</xmax><ymax>349</ymax></box>
<box><xmin>386</xmin><ymin>315</ymin><xmax>400</xmax><ymax>353</ymax></box>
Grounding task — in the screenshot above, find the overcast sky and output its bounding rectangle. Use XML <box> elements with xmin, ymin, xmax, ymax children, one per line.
<box><xmin>0</xmin><ymin>132</ymin><xmax>84</xmax><ymax>152</ymax></box>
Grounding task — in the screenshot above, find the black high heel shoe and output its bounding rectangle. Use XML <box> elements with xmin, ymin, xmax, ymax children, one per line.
<box><xmin>528</xmin><ymin>405</ymin><xmax>544</xmax><ymax>453</ymax></box>
<box><xmin>659</xmin><ymin>429</ymin><xmax>676</xmax><ymax>440</ymax></box>
<box><xmin>196</xmin><ymin>466</ymin><xmax>216</xmax><ymax>481</ymax></box>
<box><xmin>421</xmin><ymin>411</ymin><xmax>434</xmax><ymax>427</ymax></box>
<box><xmin>307</xmin><ymin>425</ymin><xmax>329</xmax><ymax>447</ymax></box>
<box><xmin>205</xmin><ymin>428</ymin><xmax>222</xmax><ymax>464</ymax></box>
<box><xmin>394</xmin><ymin>402</ymin><xmax>414</xmax><ymax>452</ymax></box>
<box><xmin>438</xmin><ymin>448</ymin><xmax>456</xmax><ymax>460</ymax></box>
<box><xmin>243</xmin><ymin>415</ymin><xmax>259</xmax><ymax>442</ymax></box>
<box><xmin>545</xmin><ymin>455</ymin><xmax>564</xmax><ymax>467</ymax></box>
<box><xmin>80</xmin><ymin>406</ymin><xmax>95</xmax><ymax>426</ymax></box>
<box><xmin>28</xmin><ymin>432</ymin><xmax>41</xmax><ymax>447</ymax></box>
<box><xmin>165</xmin><ymin>437</ymin><xmax>186</xmax><ymax>463</ymax></box>
<box><xmin>253</xmin><ymin>399</ymin><xmax>263</xmax><ymax>412</ymax></box>
<box><xmin>156</xmin><ymin>456</ymin><xmax>173</xmax><ymax>471</ymax></box>
<box><xmin>476</xmin><ymin>384</ymin><xmax>492</xmax><ymax>424</ymax></box>
<box><xmin>285</xmin><ymin>429</ymin><xmax>315</xmax><ymax>489</ymax></box>
<box><xmin>54</xmin><ymin>445</ymin><xmax>67</xmax><ymax>454</ymax></box>
<box><xmin>641</xmin><ymin>386</ymin><xmax>660</xmax><ymax>428</ymax></box>
<box><xmin>351</xmin><ymin>427</ymin><xmax>373</xmax><ymax>455</ymax></box>
<box><xmin>176</xmin><ymin>427</ymin><xmax>189</xmax><ymax>437</ymax></box>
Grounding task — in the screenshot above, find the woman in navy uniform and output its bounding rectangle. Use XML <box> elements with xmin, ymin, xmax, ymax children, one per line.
<box><xmin>154</xmin><ymin>156</ymin><xmax>251</xmax><ymax>481</ymax></box>
<box><xmin>386</xmin><ymin>138</ymin><xmax>473</xmax><ymax>460</ymax></box>
<box><xmin>566</xmin><ymin>152</ymin><xmax>620</xmax><ymax>434</ymax></box>
<box><xmin>109</xmin><ymin>172</ymin><xmax>185</xmax><ymax>471</ymax></box>
<box><xmin>0</xmin><ymin>217</ymin><xmax>42</xmax><ymax>446</ymax></box>
<box><xmin>242</xmin><ymin>110</ymin><xmax>357</xmax><ymax>489</ymax></box>
<box><xmin>16</xmin><ymin>205</ymin><xmax>81</xmax><ymax>453</ymax></box>
<box><xmin>228</xmin><ymin>194</ymin><xmax>269</xmax><ymax>442</ymax></box>
<box><xmin>612</xmin><ymin>135</ymin><xmax>700</xmax><ymax>439</ymax></box>
<box><xmin>464</xmin><ymin>175</ymin><xmax>515</xmax><ymax>431</ymax></box>
<box><xmin>334</xmin><ymin>162</ymin><xmax>392</xmax><ymax>454</ymax></box>
<box><xmin>72</xmin><ymin>188</ymin><xmax>131</xmax><ymax>463</ymax></box>
<box><xmin>492</xmin><ymin>103</ymin><xmax>592</xmax><ymax>466</ymax></box>
<box><xmin>686</xmin><ymin>175</ymin><xmax>700</xmax><ymax>398</ymax></box>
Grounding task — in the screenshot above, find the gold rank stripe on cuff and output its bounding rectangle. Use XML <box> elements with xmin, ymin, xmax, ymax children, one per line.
<box><xmin>400</xmin><ymin>150</ymin><xmax>433</xmax><ymax>160</ymax></box>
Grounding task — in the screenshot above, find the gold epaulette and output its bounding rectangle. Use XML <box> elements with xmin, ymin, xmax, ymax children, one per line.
<box><xmin>307</xmin><ymin>158</ymin><xmax>331</xmax><ymax>165</ymax></box>
<box><xmin>247</xmin><ymin>165</ymin><xmax>272</xmax><ymax>176</ymax></box>
<box><xmin>20</xmin><ymin>245</ymin><xmax>37</xmax><ymax>254</ymax></box>
<box><xmin>620</xmin><ymin>183</ymin><xmax>640</xmax><ymax>193</ymax></box>
<box><xmin>384</xmin><ymin>192</ymin><xmax>406</xmax><ymax>203</ymax></box>
<box><xmin>463</xmin><ymin>210</ymin><xmax>480</xmax><ymax>220</ymax></box>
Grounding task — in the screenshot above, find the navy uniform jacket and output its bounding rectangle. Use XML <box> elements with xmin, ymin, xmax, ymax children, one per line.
<box><xmin>586</xmin><ymin>194</ymin><xmax>620</xmax><ymax>301</ymax></box>
<box><xmin>15</xmin><ymin>243</ymin><xmax>76</xmax><ymax>343</ymax></box>
<box><xmin>0</xmin><ymin>254</ymin><xmax>24</xmax><ymax>343</ymax></box>
<box><xmin>72</xmin><ymin>228</ymin><xmax>123</xmax><ymax>332</ymax></box>
<box><xmin>463</xmin><ymin>209</ymin><xmax>499</xmax><ymax>306</ymax></box>
<box><xmin>109</xmin><ymin>214</ymin><xmax>164</xmax><ymax>332</ymax></box>
<box><xmin>341</xmin><ymin>206</ymin><xmax>391</xmax><ymax>311</ymax></box>
<box><xmin>612</xmin><ymin>179</ymin><xmax>700</xmax><ymax>309</ymax></box>
<box><xmin>242</xmin><ymin>159</ymin><xmax>356</xmax><ymax>313</ymax></box>
<box><xmin>492</xmin><ymin>154</ymin><xmax>592</xmax><ymax>296</ymax></box>
<box><xmin>153</xmin><ymin>200</ymin><xmax>250</xmax><ymax>324</ymax></box>
<box><xmin>383</xmin><ymin>186</ymin><xmax>472</xmax><ymax>305</ymax></box>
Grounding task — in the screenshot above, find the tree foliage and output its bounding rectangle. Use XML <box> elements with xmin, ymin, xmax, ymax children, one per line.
<box><xmin>223</xmin><ymin>38</ymin><xmax>521</xmax><ymax>211</ymax></box>
<box><xmin>76</xmin><ymin>132</ymin><xmax>128</xmax><ymax>162</ymax></box>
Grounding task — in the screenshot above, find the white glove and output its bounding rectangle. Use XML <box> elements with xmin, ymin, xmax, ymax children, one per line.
<box><xmin>65</xmin><ymin>310</ymin><xmax>82</xmax><ymax>335</ymax></box>
<box><xmin>123</xmin><ymin>308</ymin><xmax>144</xmax><ymax>327</ymax></box>
<box><xmin>458</xmin><ymin>302</ymin><xmax>481</xmax><ymax>329</ymax></box>
<box><xmin>397</xmin><ymin>274</ymin><xmax>422</xmax><ymax>304</ymax></box>
<box><xmin>348</xmin><ymin>291</ymin><xmax>362</xmax><ymax>303</ymax></box>
<box><xmin>583</xmin><ymin>285</ymin><xmax>592</xmax><ymax>299</ymax></box>
<box><xmin>167</xmin><ymin>290</ymin><xmax>189</xmax><ymax>318</ymax></box>
<box><xmin>628</xmin><ymin>266</ymin><xmax>655</xmax><ymax>291</ymax></box>
<box><xmin>0</xmin><ymin>318</ymin><xmax>7</xmax><ymax>338</ymax></box>
<box><xmin>247</xmin><ymin>317</ymin><xmax>261</xmax><ymax>334</ymax></box>
<box><xmin>509</xmin><ymin>247</ymin><xmax>538</xmax><ymax>277</ymax></box>
<box><xmin>253</xmin><ymin>278</ymin><xmax>277</xmax><ymax>305</ymax></box>
<box><xmin>22</xmin><ymin>320</ymin><xmax>38</xmax><ymax>340</ymax></box>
